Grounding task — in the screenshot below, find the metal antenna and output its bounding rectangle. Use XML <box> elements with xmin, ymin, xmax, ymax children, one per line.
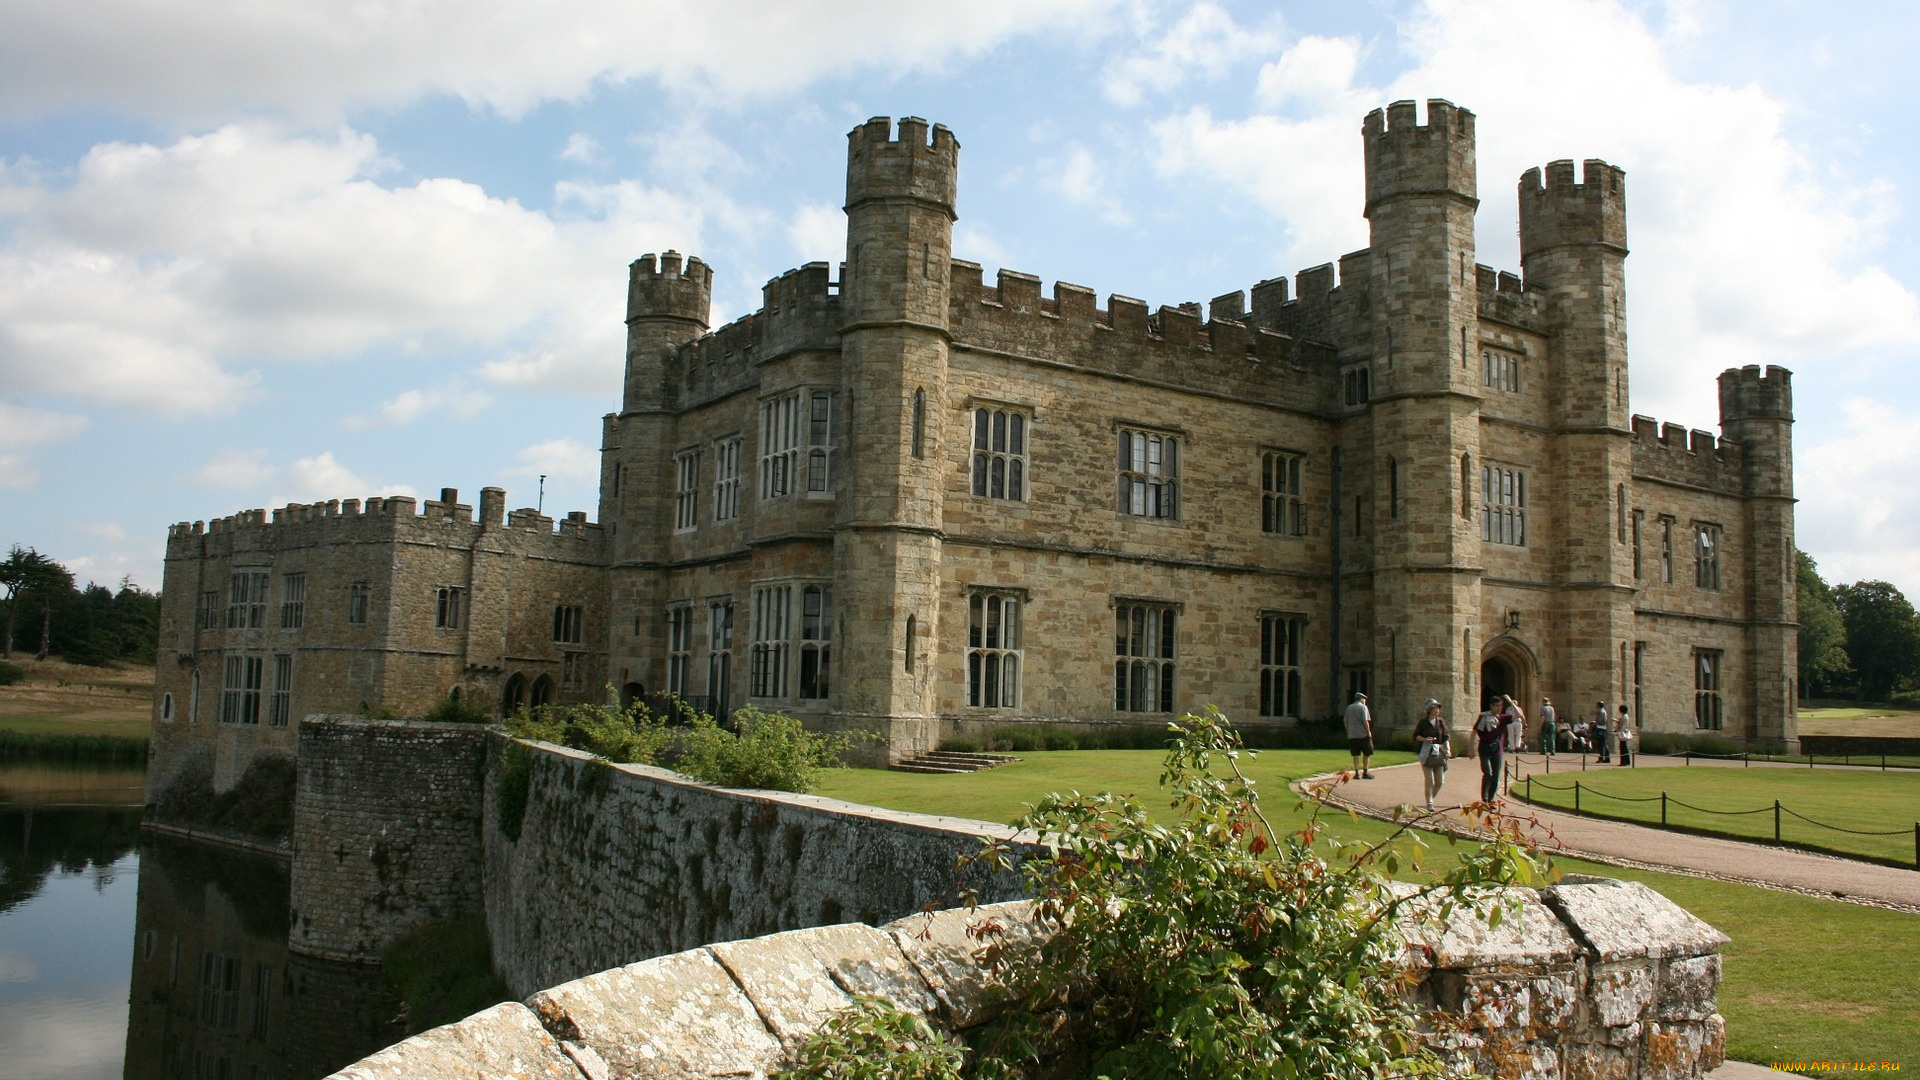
<box><xmin>537</xmin><ymin>474</ymin><xmax>547</xmax><ymax>514</ymax></box>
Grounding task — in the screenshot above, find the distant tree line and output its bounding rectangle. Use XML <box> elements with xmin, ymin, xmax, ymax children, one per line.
<box><xmin>0</xmin><ymin>545</ymin><xmax>160</xmax><ymax>666</ymax></box>
<box><xmin>1798</xmin><ymin>550</ymin><xmax>1920</xmax><ymax>704</ymax></box>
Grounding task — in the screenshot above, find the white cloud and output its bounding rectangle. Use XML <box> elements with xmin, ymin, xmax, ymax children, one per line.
<box><xmin>0</xmin><ymin>124</ymin><xmax>710</xmax><ymax>414</ymax></box>
<box><xmin>0</xmin><ymin>0</ymin><xmax>1121</xmax><ymax>123</ymax></box>
<box><xmin>1044</xmin><ymin>146</ymin><xmax>1132</xmax><ymax>226</ymax></box>
<box><xmin>1151</xmin><ymin>0</ymin><xmax>1920</xmax><ymax>425</ymax></box>
<box><xmin>506</xmin><ymin>438</ymin><xmax>600</xmax><ymax>482</ymax></box>
<box><xmin>85</xmin><ymin>523</ymin><xmax>128</xmax><ymax>542</ymax></box>
<box><xmin>1799</xmin><ymin>397</ymin><xmax>1920</xmax><ymax>595</ymax></box>
<box><xmin>0</xmin><ymin>402</ymin><xmax>89</xmax><ymax>488</ymax></box>
<box><xmin>788</xmin><ymin>204</ymin><xmax>845</xmax><ymax>265</ymax></box>
<box><xmin>559</xmin><ymin>133</ymin><xmax>600</xmax><ymax>164</ymax></box>
<box><xmin>1101</xmin><ymin>2</ymin><xmax>1279</xmax><ymax>106</ymax></box>
<box><xmin>342</xmin><ymin>386</ymin><xmax>491</xmax><ymax>428</ymax></box>
<box><xmin>191</xmin><ymin>447</ymin><xmax>275</xmax><ymax>488</ymax></box>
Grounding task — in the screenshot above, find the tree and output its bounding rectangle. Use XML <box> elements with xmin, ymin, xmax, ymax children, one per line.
<box><xmin>1796</xmin><ymin>551</ymin><xmax>1852</xmax><ymax>698</ymax></box>
<box><xmin>1833</xmin><ymin>580</ymin><xmax>1920</xmax><ymax>702</ymax></box>
<box><xmin>0</xmin><ymin>546</ymin><xmax>67</xmax><ymax>661</ymax></box>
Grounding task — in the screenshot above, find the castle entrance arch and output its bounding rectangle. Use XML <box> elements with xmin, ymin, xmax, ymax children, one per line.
<box><xmin>1478</xmin><ymin>636</ymin><xmax>1538</xmax><ymax>735</ymax></box>
<box><xmin>502</xmin><ymin>673</ymin><xmax>526</xmax><ymax>713</ymax></box>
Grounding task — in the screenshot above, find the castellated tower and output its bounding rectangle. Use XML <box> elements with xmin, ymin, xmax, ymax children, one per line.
<box><xmin>1362</xmin><ymin>99</ymin><xmax>1485</xmax><ymax>730</ymax></box>
<box><xmin>601</xmin><ymin>253</ymin><xmax>712</xmax><ymax>685</ymax></box>
<box><xmin>833</xmin><ymin>117</ymin><xmax>957</xmax><ymax>755</ymax></box>
<box><xmin>1719</xmin><ymin>365</ymin><xmax>1797</xmax><ymax>741</ymax></box>
<box><xmin>1519</xmin><ymin>161</ymin><xmax>1635</xmax><ymax>708</ymax></box>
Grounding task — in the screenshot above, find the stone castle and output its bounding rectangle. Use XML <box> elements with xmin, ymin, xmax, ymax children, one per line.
<box><xmin>152</xmin><ymin>100</ymin><xmax>1797</xmax><ymax>784</ymax></box>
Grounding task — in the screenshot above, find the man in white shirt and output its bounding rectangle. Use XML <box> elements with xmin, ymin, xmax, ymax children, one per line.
<box><xmin>1344</xmin><ymin>692</ymin><xmax>1374</xmax><ymax>779</ymax></box>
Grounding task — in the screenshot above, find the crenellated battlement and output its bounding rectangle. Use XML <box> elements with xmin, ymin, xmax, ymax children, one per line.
<box><xmin>1519</xmin><ymin>159</ymin><xmax>1626</xmax><ymax>256</ymax></box>
<box><xmin>1718</xmin><ymin>364</ymin><xmax>1793</xmax><ymax>422</ymax></box>
<box><xmin>943</xmin><ymin>260</ymin><xmax>1338</xmax><ymax>407</ymax></box>
<box><xmin>627</xmin><ymin>251</ymin><xmax>713</xmax><ymax>325</ymax></box>
<box><xmin>166</xmin><ymin>486</ymin><xmax>603</xmax><ymax>550</ymax></box>
<box><xmin>846</xmin><ymin>116</ymin><xmax>958</xmax><ymax>211</ymax></box>
<box><xmin>1363</xmin><ymin>98</ymin><xmax>1476</xmax><ymax>212</ymax></box>
<box><xmin>1631</xmin><ymin>414</ymin><xmax>1747</xmax><ymax>494</ymax></box>
<box><xmin>1475</xmin><ymin>263</ymin><xmax>1545</xmax><ymax>329</ymax></box>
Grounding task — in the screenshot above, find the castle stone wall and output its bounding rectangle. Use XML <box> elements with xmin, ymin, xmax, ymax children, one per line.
<box><xmin>329</xmin><ymin>881</ymin><xmax>1729</xmax><ymax>1080</ymax></box>
<box><xmin>481</xmin><ymin>736</ymin><xmax>1032</xmax><ymax>998</ymax></box>
<box><xmin>288</xmin><ymin>717</ymin><xmax>489</xmax><ymax>961</ymax></box>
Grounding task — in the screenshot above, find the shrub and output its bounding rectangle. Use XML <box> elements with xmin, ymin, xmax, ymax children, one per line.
<box><xmin>495</xmin><ymin>742</ymin><xmax>532</xmax><ymax>842</ymax></box>
<box><xmin>381</xmin><ymin>916</ymin><xmax>511</xmax><ymax>1035</ymax></box>
<box><xmin>423</xmin><ymin>694</ymin><xmax>492</xmax><ymax>725</ymax></box>
<box><xmin>785</xmin><ymin>995</ymin><xmax>967</xmax><ymax>1080</ymax></box>
<box><xmin>209</xmin><ymin>755</ymin><xmax>297</xmax><ymax>840</ymax></box>
<box><xmin>675</xmin><ymin>706</ymin><xmax>855</xmax><ymax>792</ymax></box>
<box><xmin>805</xmin><ymin>707</ymin><xmax>1548</xmax><ymax>1080</ymax></box>
<box><xmin>502</xmin><ymin>699</ymin><xmax>852</xmax><ymax>794</ymax></box>
<box><xmin>0</xmin><ymin>660</ymin><xmax>24</xmax><ymax>686</ymax></box>
<box><xmin>152</xmin><ymin>752</ymin><xmax>217</xmax><ymax>824</ymax></box>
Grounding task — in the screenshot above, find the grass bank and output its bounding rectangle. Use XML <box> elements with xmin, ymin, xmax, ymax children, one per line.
<box><xmin>812</xmin><ymin>749</ymin><xmax>1920</xmax><ymax>1071</ymax></box>
<box><xmin>0</xmin><ymin>657</ymin><xmax>152</xmax><ymax>759</ymax></box>
<box><xmin>1512</xmin><ymin>766</ymin><xmax>1920</xmax><ymax>866</ymax></box>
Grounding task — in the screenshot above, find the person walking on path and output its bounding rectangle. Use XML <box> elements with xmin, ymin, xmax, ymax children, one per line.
<box><xmin>1592</xmin><ymin>700</ymin><xmax>1612</xmax><ymax>763</ymax></box>
<box><xmin>1539</xmin><ymin>697</ymin><xmax>1558</xmax><ymax>756</ymax></box>
<box><xmin>1344</xmin><ymin>692</ymin><xmax>1375</xmax><ymax>779</ymax></box>
<box><xmin>1413</xmin><ymin>698</ymin><xmax>1451</xmax><ymax>810</ymax></box>
<box><xmin>1501</xmin><ymin>695</ymin><xmax>1527</xmax><ymax>753</ymax></box>
<box><xmin>1615</xmin><ymin>704</ymin><xmax>1634</xmax><ymax>766</ymax></box>
<box><xmin>1471</xmin><ymin>701</ymin><xmax>1505</xmax><ymax>802</ymax></box>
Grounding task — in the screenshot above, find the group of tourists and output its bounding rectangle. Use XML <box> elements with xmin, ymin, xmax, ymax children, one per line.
<box><xmin>1341</xmin><ymin>690</ymin><xmax>1640</xmax><ymax>812</ymax></box>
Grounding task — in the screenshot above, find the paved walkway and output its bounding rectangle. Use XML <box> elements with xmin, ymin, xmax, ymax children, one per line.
<box><xmin>1300</xmin><ymin>755</ymin><xmax>1920</xmax><ymax>914</ymax></box>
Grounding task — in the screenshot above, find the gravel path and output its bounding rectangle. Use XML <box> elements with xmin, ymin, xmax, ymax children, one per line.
<box><xmin>1299</xmin><ymin>754</ymin><xmax>1920</xmax><ymax>914</ymax></box>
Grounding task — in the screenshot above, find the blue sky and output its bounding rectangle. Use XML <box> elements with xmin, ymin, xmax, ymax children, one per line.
<box><xmin>1</xmin><ymin>0</ymin><xmax>1916</xmax><ymax>597</ymax></box>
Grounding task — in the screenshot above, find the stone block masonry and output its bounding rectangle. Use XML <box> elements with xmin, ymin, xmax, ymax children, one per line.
<box><xmin>289</xmin><ymin>717</ymin><xmax>490</xmax><ymax>961</ymax></box>
<box><xmin>482</xmin><ymin>734</ymin><xmax>1033</xmax><ymax>998</ymax></box>
<box><xmin>329</xmin><ymin>881</ymin><xmax>1729</xmax><ymax>1080</ymax></box>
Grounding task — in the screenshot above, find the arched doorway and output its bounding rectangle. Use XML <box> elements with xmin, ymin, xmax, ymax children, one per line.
<box><xmin>502</xmin><ymin>673</ymin><xmax>527</xmax><ymax>714</ymax></box>
<box><xmin>1479</xmin><ymin>636</ymin><xmax>1538</xmax><ymax>738</ymax></box>
<box><xmin>529</xmin><ymin>675</ymin><xmax>554</xmax><ymax>709</ymax></box>
<box><xmin>620</xmin><ymin>682</ymin><xmax>644</xmax><ymax>709</ymax></box>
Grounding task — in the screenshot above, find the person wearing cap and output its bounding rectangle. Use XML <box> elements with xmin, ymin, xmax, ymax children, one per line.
<box><xmin>1412</xmin><ymin>698</ymin><xmax>1451</xmax><ymax>810</ymax></box>
<box><xmin>1539</xmin><ymin>697</ymin><xmax>1558</xmax><ymax>756</ymax></box>
<box><xmin>1343</xmin><ymin>691</ymin><xmax>1375</xmax><ymax>779</ymax></box>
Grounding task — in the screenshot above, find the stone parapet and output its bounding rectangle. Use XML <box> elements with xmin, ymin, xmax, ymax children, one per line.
<box><xmin>330</xmin><ymin>877</ymin><xmax>1728</xmax><ymax>1080</ymax></box>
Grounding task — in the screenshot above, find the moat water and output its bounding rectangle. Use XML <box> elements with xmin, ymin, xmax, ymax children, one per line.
<box><xmin>0</xmin><ymin>762</ymin><xmax>404</xmax><ymax>1080</ymax></box>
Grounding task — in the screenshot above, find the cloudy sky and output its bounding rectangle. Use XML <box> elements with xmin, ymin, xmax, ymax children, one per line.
<box><xmin>1</xmin><ymin>0</ymin><xmax>1916</xmax><ymax>597</ymax></box>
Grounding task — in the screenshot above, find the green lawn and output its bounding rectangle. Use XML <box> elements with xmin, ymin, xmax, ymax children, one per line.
<box><xmin>814</xmin><ymin>750</ymin><xmax>1920</xmax><ymax>1071</ymax></box>
<box><xmin>1514</xmin><ymin>766</ymin><xmax>1920</xmax><ymax>866</ymax></box>
<box><xmin>0</xmin><ymin>712</ymin><xmax>151</xmax><ymax>739</ymax></box>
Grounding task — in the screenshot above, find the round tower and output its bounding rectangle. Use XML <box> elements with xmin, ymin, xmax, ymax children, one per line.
<box><xmin>1360</xmin><ymin>99</ymin><xmax>1484</xmax><ymax>730</ymax></box>
<box><xmin>834</xmin><ymin>116</ymin><xmax>958</xmax><ymax>759</ymax></box>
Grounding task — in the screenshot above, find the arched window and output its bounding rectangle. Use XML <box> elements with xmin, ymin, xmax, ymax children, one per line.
<box><xmin>1388</xmin><ymin>456</ymin><xmax>1399</xmax><ymax>519</ymax></box>
<box><xmin>502</xmin><ymin>674</ymin><xmax>527</xmax><ymax>713</ymax></box>
<box><xmin>904</xmin><ymin>614</ymin><xmax>916</xmax><ymax>672</ymax></box>
<box><xmin>1459</xmin><ymin>454</ymin><xmax>1472</xmax><ymax>519</ymax></box>
<box><xmin>530</xmin><ymin>675</ymin><xmax>553</xmax><ymax>709</ymax></box>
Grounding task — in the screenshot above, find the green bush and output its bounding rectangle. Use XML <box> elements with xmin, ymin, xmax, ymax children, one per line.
<box><xmin>152</xmin><ymin>752</ymin><xmax>217</xmax><ymax>824</ymax></box>
<box><xmin>675</xmin><ymin>707</ymin><xmax>855</xmax><ymax>792</ymax></box>
<box><xmin>811</xmin><ymin>707</ymin><xmax>1547</xmax><ymax>1080</ymax></box>
<box><xmin>785</xmin><ymin>995</ymin><xmax>967</xmax><ymax>1080</ymax></box>
<box><xmin>423</xmin><ymin>693</ymin><xmax>492</xmax><ymax>724</ymax></box>
<box><xmin>502</xmin><ymin>698</ymin><xmax>851</xmax><ymax>794</ymax></box>
<box><xmin>495</xmin><ymin>742</ymin><xmax>532</xmax><ymax>842</ymax></box>
<box><xmin>0</xmin><ymin>660</ymin><xmax>24</xmax><ymax>686</ymax></box>
<box><xmin>381</xmin><ymin>916</ymin><xmax>511</xmax><ymax>1035</ymax></box>
<box><xmin>209</xmin><ymin>755</ymin><xmax>297</xmax><ymax>840</ymax></box>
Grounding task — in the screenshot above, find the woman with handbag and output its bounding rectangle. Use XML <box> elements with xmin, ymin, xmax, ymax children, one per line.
<box><xmin>1413</xmin><ymin>698</ymin><xmax>1451</xmax><ymax>811</ymax></box>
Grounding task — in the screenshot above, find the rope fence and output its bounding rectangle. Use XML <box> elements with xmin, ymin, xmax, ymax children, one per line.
<box><xmin>1520</xmin><ymin>774</ymin><xmax>1920</xmax><ymax>868</ymax></box>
